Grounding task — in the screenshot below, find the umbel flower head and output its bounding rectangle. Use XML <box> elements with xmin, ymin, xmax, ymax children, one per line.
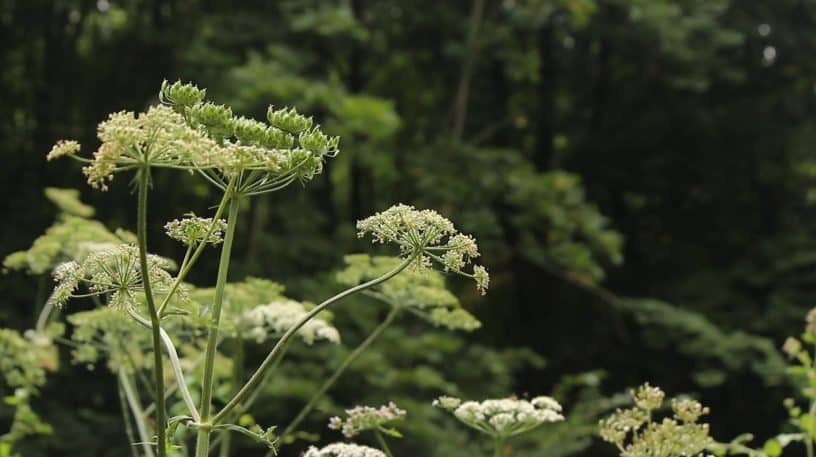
<box><xmin>356</xmin><ymin>205</ymin><xmax>489</xmax><ymax>294</ymax></box>
<box><xmin>159</xmin><ymin>81</ymin><xmax>340</xmax><ymax>195</ymax></box>
<box><xmin>164</xmin><ymin>214</ymin><xmax>227</xmax><ymax>246</ymax></box>
<box><xmin>48</xmin><ymin>105</ymin><xmax>220</xmax><ymax>190</ymax></box>
<box><xmin>337</xmin><ymin>255</ymin><xmax>481</xmax><ymax>331</ymax></box>
<box><xmin>598</xmin><ymin>383</ymin><xmax>713</xmax><ymax>457</ymax></box>
<box><xmin>433</xmin><ymin>395</ymin><xmax>563</xmax><ymax>439</ymax></box>
<box><xmin>328</xmin><ymin>402</ymin><xmax>406</xmax><ymax>438</ymax></box>
<box><xmin>47</xmin><ymin>80</ymin><xmax>339</xmax><ymax>196</ymax></box>
<box><xmin>303</xmin><ymin>443</ymin><xmax>385</xmax><ymax>457</ymax></box>
<box><xmin>240</xmin><ymin>299</ymin><xmax>340</xmax><ymax>345</ymax></box>
<box><xmin>48</xmin><ymin>244</ymin><xmax>176</xmax><ymax>309</ymax></box>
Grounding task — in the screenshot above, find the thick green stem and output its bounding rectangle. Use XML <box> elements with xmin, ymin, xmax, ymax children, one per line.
<box><xmin>283</xmin><ymin>307</ymin><xmax>400</xmax><ymax>438</ymax></box>
<box><xmin>375</xmin><ymin>430</ymin><xmax>395</xmax><ymax>457</ymax></box>
<box><xmin>213</xmin><ymin>256</ymin><xmax>416</xmax><ymax>425</ymax></box>
<box><xmin>137</xmin><ymin>168</ymin><xmax>167</xmax><ymax>457</ymax></box>
<box><xmin>195</xmin><ymin>196</ymin><xmax>241</xmax><ymax>457</ymax></box>
<box><xmin>494</xmin><ymin>438</ymin><xmax>504</xmax><ymax>457</ymax></box>
<box><xmin>218</xmin><ymin>337</ymin><xmax>244</xmax><ymax>457</ymax></box>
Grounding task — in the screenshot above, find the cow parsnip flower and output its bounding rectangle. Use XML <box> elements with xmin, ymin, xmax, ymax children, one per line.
<box><xmin>599</xmin><ymin>383</ymin><xmax>714</xmax><ymax>457</ymax></box>
<box><xmin>48</xmin><ymin>81</ymin><xmax>339</xmax><ymax>196</ymax></box>
<box><xmin>157</xmin><ymin>81</ymin><xmax>339</xmax><ymax>195</ymax></box>
<box><xmin>303</xmin><ymin>443</ymin><xmax>386</xmax><ymax>457</ymax></box>
<box><xmin>165</xmin><ymin>214</ymin><xmax>227</xmax><ymax>246</ymax></box>
<box><xmin>336</xmin><ymin>255</ymin><xmax>482</xmax><ymax>331</ymax></box>
<box><xmin>356</xmin><ymin>205</ymin><xmax>489</xmax><ymax>294</ymax></box>
<box><xmin>240</xmin><ymin>299</ymin><xmax>340</xmax><ymax>345</ymax></box>
<box><xmin>46</xmin><ymin>140</ymin><xmax>81</xmax><ymax>161</ymax></box>
<box><xmin>48</xmin><ymin>105</ymin><xmax>220</xmax><ymax>190</ymax></box>
<box><xmin>328</xmin><ymin>402</ymin><xmax>406</xmax><ymax>438</ymax></box>
<box><xmin>433</xmin><ymin>395</ymin><xmax>564</xmax><ymax>439</ymax></box>
<box><xmin>48</xmin><ymin>244</ymin><xmax>176</xmax><ymax>309</ymax></box>
<box><xmin>159</xmin><ymin>79</ymin><xmax>207</xmax><ymax>111</ymax></box>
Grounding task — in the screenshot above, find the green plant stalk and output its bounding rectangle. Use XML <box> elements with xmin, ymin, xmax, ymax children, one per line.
<box><xmin>282</xmin><ymin>306</ymin><xmax>401</xmax><ymax>438</ymax></box>
<box><xmin>375</xmin><ymin>430</ymin><xmax>395</xmax><ymax>457</ymax></box>
<box><xmin>218</xmin><ymin>337</ymin><xmax>244</xmax><ymax>457</ymax></box>
<box><xmin>119</xmin><ymin>370</ymin><xmax>156</xmax><ymax>457</ymax></box>
<box><xmin>210</xmin><ymin>345</ymin><xmax>290</xmax><ymax>456</ymax></box>
<box><xmin>213</xmin><ymin>255</ymin><xmax>416</xmax><ymax>425</ymax></box>
<box><xmin>194</xmin><ymin>196</ymin><xmax>241</xmax><ymax>457</ymax></box>
<box><xmin>157</xmin><ymin>178</ymin><xmax>236</xmax><ymax>316</ymax></box>
<box><xmin>494</xmin><ymin>437</ymin><xmax>504</xmax><ymax>457</ymax></box>
<box><xmin>126</xmin><ymin>307</ymin><xmax>200</xmax><ymax>421</ymax></box>
<box><xmin>137</xmin><ymin>168</ymin><xmax>167</xmax><ymax>457</ymax></box>
<box><xmin>117</xmin><ymin>375</ymin><xmax>141</xmax><ymax>457</ymax></box>
<box><xmin>807</xmin><ymin>342</ymin><xmax>816</xmax><ymax>457</ymax></box>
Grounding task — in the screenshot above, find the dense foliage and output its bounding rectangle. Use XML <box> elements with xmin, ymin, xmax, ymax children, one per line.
<box><xmin>3</xmin><ymin>0</ymin><xmax>816</xmax><ymax>456</ymax></box>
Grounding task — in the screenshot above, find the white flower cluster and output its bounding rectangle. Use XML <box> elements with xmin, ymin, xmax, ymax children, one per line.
<box><xmin>46</xmin><ymin>140</ymin><xmax>81</xmax><ymax>161</ymax></box>
<box><xmin>241</xmin><ymin>299</ymin><xmax>340</xmax><ymax>345</ymax></box>
<box><xmin>48</xmin><ymin>244</ymin><xmax>176</xmax><ymax>309</ymax></box>
<box><xmin>87</xmin><ymin>105</ymin><xmax>219</xmax><ymax>190</ymax></box>
<box><xmin>599</xmin><ymin>383</ymin><xmax>713</xmax><ymax>457</ymax></box>
<box><xmin>47</xmin><ymin>81</ymin><xmax>339</xmax><ymax>195</ymax></box>
<box><xmin>328</xmin><ymin>402</ymin><xmax>406</xmax><ymax>438</ymax></box>
<box><xmin>164</xmin><ymin>215</ymin><xmax>227</xmax><ymax>246</ymax></box>
<box><xmin>433</xmin><ymin>395</ymin><xmax>564</xmax><ymax>438</ymax></box>
<box><xmin>303</xmin><ymin>443</ymin><xmax>385</xmax><ymax>457</ymax></box>
<box><xmin>356</xmin><ymin>204</ymin><xmax>489</xmax><ymax>294</ymax></box>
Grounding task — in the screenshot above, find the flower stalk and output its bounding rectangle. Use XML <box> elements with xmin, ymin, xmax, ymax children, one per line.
<box><xmin>136</xmin><ymin>167</ymin><xmax>167</xmax><ymax>457</ymax></box>
<box><xmin>283</xmin><ymin>306</ymin><xmax>401</xmax><ymax>439</ymax></box>
<box><xmin>212</xmin><ymin>255</ymin><xmax>416</xmax><ymax>426</ymax></box>
<box><xmin>194</xmin><ymin>195</ymin><xmax>241</xmax><ymax>457</ymax></box>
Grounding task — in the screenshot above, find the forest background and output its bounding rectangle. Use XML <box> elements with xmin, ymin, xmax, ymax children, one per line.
<box><xmin>2</xmin><ymin>1</ymin><xmax>815</xmax><ymax>455</ymax></box>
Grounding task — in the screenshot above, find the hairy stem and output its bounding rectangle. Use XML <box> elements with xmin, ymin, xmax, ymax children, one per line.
<box><xmin>119</xmin><ymin>370</ymin><xmax>156</xmax><ymax>457</ymax></box>
<box><xmin>213</xmin><ymin>256</ymin><xmax>416</xmax><ymax>425</ymax></box>
<box><xmin>283</xmin><ymin>307</ymin><xmax>401</xmax><ymax>438</ymax></box>
<box><xmin>494</xmin><ymin>438</ymin><xmax>504</xmax><ymax>457</ymax></box>
<box><xmin>375</xmin><ymin>430</ymin><xmax>394</xmax><ymax>457</ymax></box>
<box><xmin>137</xmin><ymin>168</ymin><xmax>167</xmax><ymax>457</ymax></box>
<box><xmin>195</xmin><ymin>196</ymin><xmax>241</xmax><ymax>457</ymax></box>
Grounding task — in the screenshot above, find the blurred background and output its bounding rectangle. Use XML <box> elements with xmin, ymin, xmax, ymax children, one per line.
<box><xmin>2</xmin><ymin>0</ymin><xmax>816</xmax><ymax>455</ymax></box>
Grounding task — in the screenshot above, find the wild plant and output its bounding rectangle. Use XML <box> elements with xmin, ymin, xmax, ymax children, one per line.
<box><xmin>2</xmin><ymin>80</ymin><xmax>539</xmax><ymax>457</ymax></box>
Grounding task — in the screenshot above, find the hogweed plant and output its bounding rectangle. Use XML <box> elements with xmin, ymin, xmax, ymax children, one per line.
<box><xmin>598</xmin><ymin>383</ymin><xmax>769</xmax><ymax>457</ymax></box>
<box><xmin>433</xmin><ymin>395</ymin><xmax>565</xmax><ymax>457</ymax></box>
<box><xmin>4</xmin><ymin>80</ymin><xmax>523</xmax><ymax>457</ymax></box>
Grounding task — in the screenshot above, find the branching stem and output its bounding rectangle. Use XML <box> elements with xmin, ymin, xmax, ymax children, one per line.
<box><xmin>212</xmin><ymin>256</ymin><xmax>416</xmax><ymax>425</ymax></box>
<box><xmin>194</xmin><ymin>195</ymin><xmax>241</xmax><ymax>457</ymax></box>
<box><xmin>283</xmin><ymin>306</ymin><xmax>401</xmax><ymax>439</ymax></box>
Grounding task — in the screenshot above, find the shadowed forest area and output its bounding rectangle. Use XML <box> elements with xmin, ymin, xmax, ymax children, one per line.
<box><xmin>3</xmin><ymin>1</ymin><xmax>816</xmax><ymax>456</ymax></box>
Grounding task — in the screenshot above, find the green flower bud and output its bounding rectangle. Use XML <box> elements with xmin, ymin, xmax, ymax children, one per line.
<box><xmin>267</xmin><ymin>106</ymin><xmax>313</xmax><ymax>133</ymax></box>
<box><xmin>298</xmin><ymin>127</ymin><xmax>340</xmax><ymax>156</ymax></box>
<box><xmin>159</xmin><ymin>80</ymin><xmax>206</xmax><ymax>111</ymax></box>
<box><xmin>263</xmin><ymin>126</ymin><xmax>295</xmax><ymax>149</ymax></box>
<box><xmin>186</xmin><ymin>102</ymin><xmax>233</xmax><ymax>139</ymax></box>
<box><xmin>231</xmin><ymin>116</ymin><xmax>269</xmax><ymax>145</ymax></box>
